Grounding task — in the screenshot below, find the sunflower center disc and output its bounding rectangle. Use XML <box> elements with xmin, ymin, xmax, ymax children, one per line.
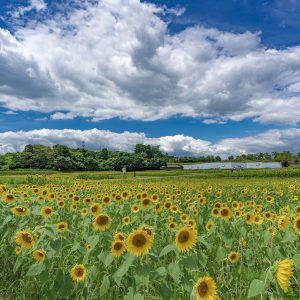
<box><xmin>198</xmin><ymin>282</ymin><xmax>209</xmax><ymax>296</ymax></box>
<box><xmin>178</xmin><ymin>230</ymin><xmax>189</xmax><ymax>243</ymax></box>
<box><xmin>132</xmin><ymin>234</ymin><xmax>146</xmax><ymax>247</ymax></box>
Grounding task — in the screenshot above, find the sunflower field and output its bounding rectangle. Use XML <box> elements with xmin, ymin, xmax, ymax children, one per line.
<box><xmin>1</xmin><ymin>175</ymin><xmax>300</xmax><ymax>299</ymax></box>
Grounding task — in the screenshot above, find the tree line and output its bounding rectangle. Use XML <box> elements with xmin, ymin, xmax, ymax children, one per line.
<box><xmin>0</xmin><ymin>144</ymin><xmax>169</xmax><ymax>171</ymax></box>
<box><xmin>0</xmin><ymin>144</ymin><xmax>298</xmax><ymax>171</ymax></box>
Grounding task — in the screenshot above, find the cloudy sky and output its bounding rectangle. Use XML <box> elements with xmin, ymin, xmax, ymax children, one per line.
<box><xmin>0</xmin><ymin>0</ymin><xmax>300</xmax><ymax>156</ymax></box>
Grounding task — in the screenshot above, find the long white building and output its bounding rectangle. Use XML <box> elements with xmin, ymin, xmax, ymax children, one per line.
<box><xmin>182</xmin><ymin>162</ymin><xmax>282</xmax><ymax>170</ymax></box>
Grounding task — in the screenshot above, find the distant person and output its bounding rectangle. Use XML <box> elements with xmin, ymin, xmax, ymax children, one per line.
<box><xmin>122</xmin><ymin>166</ymin><xmax>127</xmax><ymax>177</ymax></box>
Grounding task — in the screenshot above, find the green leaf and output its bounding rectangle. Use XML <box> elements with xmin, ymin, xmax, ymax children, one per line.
<box><xmin>247</xmin><ymin>279</ymin><xmax>264</xmax><ymax>298</ymax></box>
<box><xmin>100</xmin><ymin>275</ymin><xmax>110</xmax><ymax>296</ymax></box>
<box><xmin>159</xmin><ymin>244</ymin><xmax>175</xmax><ymax>257</ymax></box>
<box><xmin>155</xmin><ymin>267</ymin><xmax>167</xmax><ymax>278</ymax></box>
<box><xmin>159</xmin><ymin>283</ymin><xmax>172</xmax><ymax>300</ymax></box>
<box><xmin>26</xmin><ymin>263</ymin><xmax>45</xmax><ymax>276</ymax></box>
<box><xmin>124</xmin><ymin>287</ymin><xmax>134</xmax><ymax>300</ymax></box>
<box><xmin>104</xmin><ymin>253</ymin><xmax>114</xmax><ymax>267</ymax></box>
<box><xmin>133</xmin><ymin>293</ymin><xmax>144</xmax><ymax>300</ymax></box>
<box><xmin>50</xmin><ymin>239</ymin><xmax>61</xmax><ymax>251</ymax></box>
<box><xmin>113</xmin><ymin>254</ymin><xmax>135</xmax><ymax>279</ymax></box>
<box><xmin>168</xmin><ymin>262</ymin><xmax>181</xmax><ymax>283</ymax></box>
<box><xmin>293</xmin><ymin>254</ymin><xmax>300</xmax><ymax>271</ymax></box>
<box><xmin>13</xmin><ymin>256</ymin><xmax>22</xmax><ymax>274</ymax></box>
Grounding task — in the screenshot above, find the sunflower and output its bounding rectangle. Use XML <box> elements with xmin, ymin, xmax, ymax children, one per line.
<box><xmin>122</xmin><ymin>216</ymin><xmax>130</xmax><ymax>225</ymax></box>
<box><xmin>253</xmin><ymin>214</ymin><xmax>263</xmax><ymax>225</ymax></box>
<box><xmin>70</xmin><ymin>264</ymin><xmax>88</xmax><ymax>282</ymax></box>
<box><xmin>205</xmin><ymin>221</ymin><xmax>215</xmax><ymax>232</ymax></box>
<box><xmin>275</xmin><ymin>259</ymin><xmax>294</xmax><ymax>292</ymax></box>
<box><xmin>131</xmin><ymin>204</ymin><xmax>139</xmax><ymax>213</ymax></box>
<box><xmin>57</xmin><ymin>200</ymin><xmax>65</xmax><ymax>208</ymax></box>
<box><xmin>228</xmin><ymin>252</ymin><xmax>240</xmax><ymax>264</ymax></box>
<box><xmin>15</xmin><ymin>246</ymin><xmax>21</xmax><ymax>255</ymax></box>
<box><xmin>40</xmin><ymin>206</ymin><xmax>53</xmax><ymax>218</ymax></box>
<box><xmin>15</xmin><ymin>230</ymin><xmax>35</xmax><ymax>249</ymax></box>
<box><xmin>93</xmin><ymin>214</ymin><xmax>112</xmax><ymax>231</ymax></box>
<box><xmin>155</xmin><ymin>203</ymin><xmax>162</xmax><ymax>213</ymax></box>
<box><xmin>3</xmin><ymin>194</ymin><xmax>15</xmax><ymax>203</ymax></box>
<box><xmin>293</xmin><ymin>215</ymin><xmax>300</xmax><ymax>235</ymax></box>
<box><xmin>168</xmin><ymin>222</ymin><xmax>178</xmax><ymax>232</ymax></box>
<box><xmin>111</xmin><ymin>240</ymin><xmax>126</xmax><ymax>257</ymax></box>
<box><xmin>245</xmin><ymin>212</ymin><xmax>255</xmax><ymax>225</ymax></box>
<box><xmin>211</xmin><ymin>208</ymin><xmax>220</xmax><ymax>218</ymax></box>
<box><xmin>277</xmin><ymin>215</ymin><xmax>289</xmax><ymax>231</ymax></box>
<box><xmin>81</xmin><ymin>208</ymin><xmax>88</xmax><ymax>216</ymax></box>
<box><xmin>114</xmin><ymin>232</ymin><xmax>126</xmax><ymax>241</ymax></box>
<box><xmin>180</xmin><ymin>214</ymin><xmax>189</xmax><ymax>222</ymax></box>
<box><xmin>11</xmin><ymin>206</ymin><xmax>28</xmax><ymax>217</ymax></box>
<box><xmin>194</xmin><ymin>276</ymin><xmax>218</xmax><ymax>300</ymax></box>
<box><xmin>220</xmin><ymin>207</ymin><xmax>233</xmax><ymax>221</ymax></box>
<box><xmin>70</xmin><ymin>204</ymin><xmax>77</xmax><ymax>212</ymax></box>
<box><xmin>267</xmin><ymin>226</ymin><xmax>277</xmax><ymax>236</ymax></box>
<box><xmin>57</xmin><ymin>221</ymin><xmax>68</xmax><ymax>233</ymax></box>
<box><xmin>126</xmin><ymin>228</ymin><xmax>153</xmax><ymax>256</ymax></box>
<box><xmin>102</xmin><ymin>196</ymin><xmax>111</xmax><ymax>206</ymax></box>
<box><xmin>33</xmin><ymin>249</ymin><xmax>46</xmax><ymax>262</ymax></box>
<box><xmin>141</xmin><ymin>198</ymin><xmax>152</xmax><ymax>209</ymax></box>
<box><xmin>90</xmin><ymin>203</ymin><xmax>101</xmax><ymax>215</ymax></box>
<box><xmin>175</xmin><ymin>226</ymin><xmax>197</xmax><ymax>253</ymax></box>
<box><xmin>140</xmin><ymin>225</ymin><xmax>155</xmax><ymax>242</ymax></box>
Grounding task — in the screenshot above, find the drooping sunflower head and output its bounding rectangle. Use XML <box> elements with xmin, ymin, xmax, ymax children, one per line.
<box><xmin>275</xmin><ymin>259</ymin><xmax>294</xmax><ymax>293</ymax></box>
<box><xmin>126</xmin><ymin>228</ymin><xmax>153</xmax><ymax>256</ymax></box>
<box><xmin>41</xmin><ymin>206</ymin><xmax>53</xmax><ymax>218</ymax></box>
<box><xmin>33</xmin><ymin>249</ymin><xmax>46</xmax><ymax>262</ymax></box>
<box><xmin>93</xmin><ymin>214</ymin><xmax>112</xmax><ymax>231</ymax></box>
<box><xmin>111</xmin><ymin>240</ymin><xmax>126</xmax><ymax>257</ymax></box>
<box><xmin>70</xmin><ymin>264</ymin><xmax>88</xmax><ymax>282</ymax></box>
<box><xmin>277</xmin><ymin>215</ymin><xmax>290</xmax><ymax>231</ymax></box>
<box><xmin>15</xmin><ymin>230</ymin><xmax>35</xmax><ymax>249</ymax></box>
<box><xmin>293</xmin><ymin>215</ymin><xmax>300</xmax><ymax>235</ymax></box>
<box><xmin>194</xmin><ymin>276</ymin><xmax>218</xmax><ymax>300</ymax></box>
<box><xmin>175</xmin><ymin>226</ymin><xmax>197</xmax><ymax>253</ymax></box>
<box><xmin>57</xmin><ymin>222</ymin><xmax>68</xmax><ymax>233</ymax></box>
<box><xmin>228</xmin><ymin>251</ymin><xmax>240</xmax><ymax>264</ymax></box>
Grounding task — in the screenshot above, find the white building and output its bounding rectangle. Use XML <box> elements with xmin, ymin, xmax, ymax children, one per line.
<box><xmin>182</xmin><ymin>162</ymin><xmax>282</xmax><ymax>170</ymax></box>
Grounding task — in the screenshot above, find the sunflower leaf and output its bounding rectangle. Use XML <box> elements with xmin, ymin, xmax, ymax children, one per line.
<box><xmin>159</xmin><ymin>244</ymin><xmax>175</xmax><ymax>257</ymax></box>
<box><xmin>247</xmin><ymin>279</ymin><xmax>264</xmax><ymax>298</ymax></box>
<box><xmin>26</xmin><ymin>263</ymin><xmax>45</xmax><ymax>276</ymax></box>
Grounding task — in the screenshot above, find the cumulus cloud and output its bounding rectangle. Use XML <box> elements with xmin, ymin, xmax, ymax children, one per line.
<box><xmin>0</xmin><ymin>0</ymin><xmax>300</xmax><ymax>124</ymax></box>
<box><xmin>0</xmin><ymin>128</ymin><xmax>299</xmax><ymax>157</ymax></box>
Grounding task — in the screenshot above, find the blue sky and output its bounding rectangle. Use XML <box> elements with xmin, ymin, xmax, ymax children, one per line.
<box><xmin>0</xmin><ymin>0</ymin><xmax>300</xmax><ymax>156</ymax></box>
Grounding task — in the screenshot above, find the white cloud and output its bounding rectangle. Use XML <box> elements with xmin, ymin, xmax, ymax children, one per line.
<box><xmin>0</xmin><ymin>128</ymin><xmax>299</xmax><ymax>157</ymax></box>
<box><xmin>13</xmin><ymin>0</ymin><xmax>47</xmax><ymax>17</ymax></box>
<box><xmin>0</xmin><ymin>0</ymin><xmax>300</xmax><ymax>124</ymax></box>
